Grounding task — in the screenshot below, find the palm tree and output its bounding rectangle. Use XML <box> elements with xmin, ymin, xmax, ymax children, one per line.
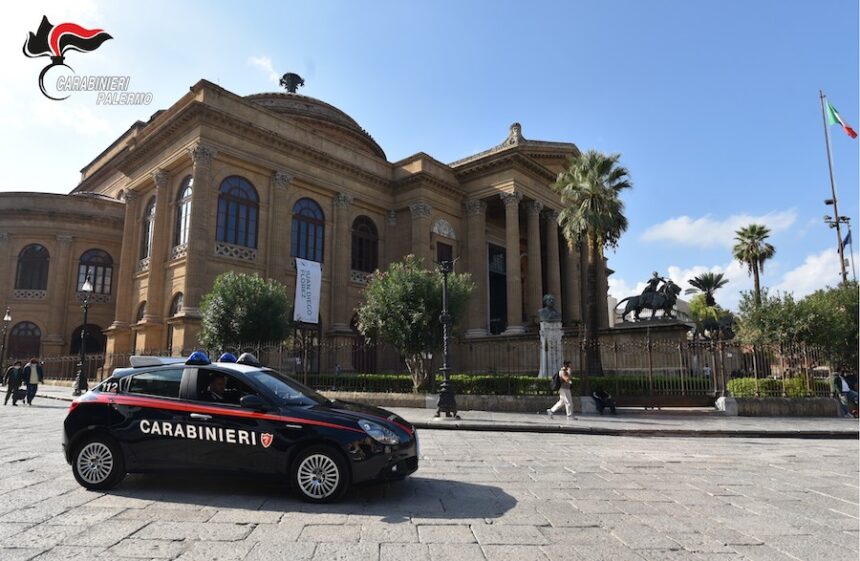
<box><xmin>685</xmin><ymin>272</ymin><xmax>729</xmax><ymax>307</ymax></box>
<box><xmin>553</xmin><ymin>150</ymin><xmax>632</xmax><ymax>392</ymax></box>
<box><xmin>732</xmin><ymin>224</ymin><xmax>775</xmax><ymax>306</ymax></box>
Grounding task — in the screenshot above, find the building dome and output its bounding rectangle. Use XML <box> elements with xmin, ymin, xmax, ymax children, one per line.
<box><xmin>245</xmin><ymin>92</ymin><xmax>385</xmax><ymax>159</ymax></box>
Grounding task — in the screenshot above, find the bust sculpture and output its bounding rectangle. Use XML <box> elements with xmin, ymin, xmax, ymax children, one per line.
<box><xmin>538</xmin><ymin>294</ymin><xmax>562</xmax><ymax>322</ymax></box>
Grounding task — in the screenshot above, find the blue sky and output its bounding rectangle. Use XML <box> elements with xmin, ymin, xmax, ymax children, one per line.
<box><xmin>3</xmin><ymin>0</ymin><xmax>858</xmax><ymax>309</ymax></box>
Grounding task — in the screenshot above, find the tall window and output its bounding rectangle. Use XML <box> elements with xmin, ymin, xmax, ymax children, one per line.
<box><xmin>78</xmin><ymin>249</ymin><xmax>113</xmax><ymax>294</ymax></box>
<box><xmin>140</xmin><ymin>197</ymin><xmax>156</xmax><ymax>259</ymax></box>
<box><xmin>8</xmin><ymin>321</ymin><xmax>41</xmax><ymax>359</ymax></box>
<box><xmin>351</xmin><ymin>216</ymin><xmax>378</xmax><ymax>272</ymax></box>
<box><xmin>15</xmin><ymin>244</ymin><xmax>50</xmax><ymax>290</ymax></box>
<box><xmin>174</xmin><ymin>176</ymin><xmax>193</xmax><ymax>247</ymax></box>
<box><xmin>216</xmin><ymin>176</ymin><xmax>259</xmax><ymax>248</ymax></box>
<box><xmin>136</xmin><ymin>302</ymin><xmax>147</xmax><ymax>323</ymax></box>
<box><xmin>291</xmin><ymin>198</ymin><xmax>325</xmax><ymax>262</ymax></box>
<box><xmin>437</xmin><ymin>242</ymin><xmax>453</xmax><ymax>265</ymax></box>
<box><xmin>166</xmin><ymin>293</ymin><xmax>184</xmax><ymax>355</ymax></box>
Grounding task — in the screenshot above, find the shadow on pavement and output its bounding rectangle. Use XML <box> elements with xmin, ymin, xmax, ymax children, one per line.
<box><xmin>106</xmin><ymin>473</ymin><xmax>516</xmax><ymax>522</ymax></box>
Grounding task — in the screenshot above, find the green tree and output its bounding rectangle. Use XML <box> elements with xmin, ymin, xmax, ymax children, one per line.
<box><xmin>356</xmin><ymin>255</ymin><xmax>473</xmax><ymax>391</ymax></box>
<box><xmin>688</xmin><ymin>293</ymin><xmax>734</xmax><ymax>340</ymax></box>
<box><xmin>732</xmin><ymin>224</ymin><xmax>775</xmax><ymax>306</ymax></box>
<box><xmin>736</xmin><ymin>289</ymin><xmax>808</xmax><ymax>348</ymax></box>
<box><xmin>798</xmin><ymin>282</ymin><xmax>858</xmax><ymax>369</ymax></box>
<box><xmin>685</xmin><ymin>272</ymin><xmax>729</xmax><ymax>307</ymax></box>
<box><xmin>553</xmin><ymin>150</ymin><xmax>632</xmax><ymax>389</ymax></box>
<box><xmin>199</xmin><ymin>272</ymin><xmax>292</xmax><ymax>350</ymax></box>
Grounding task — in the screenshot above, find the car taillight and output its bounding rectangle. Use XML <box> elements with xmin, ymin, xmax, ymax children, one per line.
<box><xmin>68</xmin><ymin>401</ymin><xmax>79</xmax><ymax>413</ymax></box>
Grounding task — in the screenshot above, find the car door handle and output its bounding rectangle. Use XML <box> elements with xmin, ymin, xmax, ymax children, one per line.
<box><xmin>190</xmin><ymin>413</ymin><xmax>212</xmax><ymax>420</ymax></box>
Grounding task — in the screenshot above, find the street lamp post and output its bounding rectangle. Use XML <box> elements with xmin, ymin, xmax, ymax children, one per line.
<box><xmin>0</xmin><ymin>308</ymin><xmax>11</xmax><ymax>374</ymax></box>
<box><xmin>73</xmin><ymin>277</ymin><xmax>93</xmax><ymax>396</ymax></box>
<box><xmin>434</xmin><ymin>260</ymin><xmax>459</xmax><ymax>419</ymax></box>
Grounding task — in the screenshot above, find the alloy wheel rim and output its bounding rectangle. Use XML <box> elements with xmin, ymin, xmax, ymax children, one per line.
<box><xmin>297</xmin><ymin>454</ymin><xmax>339</xmax><ymax>498</ymax></box>
<box><xmin>76</xmin><ymin>442</ymin><xmax>114</xmax><ymax>484</ymax></box>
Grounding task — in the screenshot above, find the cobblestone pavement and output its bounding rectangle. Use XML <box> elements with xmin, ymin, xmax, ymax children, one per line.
<box><xmin>0</xmin><ymin>399</ymin><xmax>857</xmax><ymax>561</ymax></box>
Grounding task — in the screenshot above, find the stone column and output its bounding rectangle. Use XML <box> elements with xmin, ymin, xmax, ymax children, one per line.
<box><xmin>500</xmin><ymin>191</ymin><xmax>524</xmax><ymax>335</ymax></box>
<box><xmin>409</xmin><ymin>201</ymin><xmax>432</xmax><ymax>267</ymax></box>
<box><xmin>544</xmin><ymin>209</ymin><xmax>563</xmax><ymax>321</ymax></box>
<box><xmin>104</xmin><ymin>193</ymin><xmax>139</xmax><ymax>368</ymax></box>
<box><xmin>463</xmin><ymin>199</ymin><xmax>488</xmax><ymax>338</ymax></box>
<box><xmin>44</xmin><ymin>234</ymin><xmax>74</xmax><ymax>355</ymax></box>
<box><xmin>267</xmin><ymin>171</ymin><xmax>293</xmax><ymax>279</ymax></box>
<box><xmin>330</xmin><ymin>192</ymin><xmax>353</xmax><ymax>333</ymax></box>
<box><xmin>0</xmin><ymin>233</ymin><xmax>11</xmax><ymax>307</ymax></box>
<box><xmin>525</xmin><ymin>201</ymin><xmax>543</xmax><ymax>327</ymax></box>
<box><xmin>141</xmin><ymin>170</ymin><xmax>170</xmax><ymax>349</ymax></box>
<box><xmin>385</xmin><ymin>210</ymin><xmax>399</xmax><ymax>268</ymax></box>
<box><xmin>563</xmin><ymin>241</ymin><xmax>583</xmax><ymax>326</ymax></box>
<box><xmin>181</xmin><ymin>143</ymin><xmax>217</xmax><ymax>319</ymax></box>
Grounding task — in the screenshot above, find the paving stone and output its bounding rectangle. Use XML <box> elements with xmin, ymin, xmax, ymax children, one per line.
<box><xmin>60</xmin><ymin>519</ymin><xmax>149</xmax><ymax>547</ymax></box>
<box><xmin>173</xmin><ymin>540</ymin><xmax>256</xmax><ymax>561</ymax></box>
<box><xmin>380</xmin><ymin>543</ymin><xmax>431</xmax><ymax>561</ymax></box>
<box><xmin>360</xmin><ymin>523</ymin><xmax>419</xmax><ymax>543</ymax></box>
<box><xmin>482</xmin><ymin>544</ymin><xmax>550</xmax><ymax>561</ymax></box>
<box><xmin>0</xmin><ymin>548</ymin><xmax>46</xmax><ymax>561</ymax></box>
<box><xmin>298</xmin><ymin>524</ymin><xmax>361</xmax><ymax>543</ymax></box>
<box><xmin>472</xmin><ymin>524</ymin><xmax>548</xmax><ymax>545</ymax></box>
<box><xmin>418</xmin><ymin>525</ymin><xmax>476</xmax><ymax>544</ymax></box>
<box><xmin>28</xmin><ymin>545</ymin><xmax>105</xmax><ymax>561</ymax></box>
<box><xmin>207</xmin><ymin>509</ymin><xmax>282</xmax><ymax>524</ymax></box>
<box><xmin>246</xmin><ymin>541</ymin><xmax>317</xmax><ymax>561</ymax></box>
<box><xmin>246</xmin><ymin>523</ymin><xmax>303</xmax><ymax>542</ymax></box>
<box><xmin>132</xmin><ymin>521</ymin><xmax>251</xmax><ymax>542</ymax></box>
<box><xmin>610</xmin><ymin>525</ymin><xmax>682</xmax><ymax>550</ymax></box>
<box><xmin>428</xmin><ymin>543</ymin><xmax>486</xmax><ymax>561</ymax></box>
<box><xmin>104</xmin><ymin>538</ymin><xmax>187</xmax><ymax>559</ymax></box>
<box><xmin>45</xmin><ymin>506</ymin><xmax>125</xmax><ymax>527</ymax></box>
<box><xmin>311</xmin><ymin>542</ymin><xmax>380</xmax><ymax>561</ymax></box>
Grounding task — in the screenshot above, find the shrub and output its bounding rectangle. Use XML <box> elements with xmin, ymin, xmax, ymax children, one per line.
<box><xmin>727</xmin><ymin>377</ymin><xmax>831</xmax><ymax>398</ymax></box>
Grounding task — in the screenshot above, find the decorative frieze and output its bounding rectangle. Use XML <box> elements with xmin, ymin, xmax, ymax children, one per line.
<box><xmin>188</xmin><ymin>143</ymin><xmax>217</xmax><ymax>167</ymax></box>
<box><xmin>214</xmin><ymin>241</ymin><xmax>257</xmax><ymax>262</ymax></box>
<box><xmin>13</xmin><ymin>289</ymin><xmax>46</xmax><ymax>300</ymax></box>
<box><xmin>432</xmin><ymin>218</ymin><xmax>457</xmax><ymax>240</ymax></box>
<box><xmin>409</xmin><ymin>201</ymin><xmax>432</xmax><ymax>219</ymax></box>
<box><xmin>77</xmin><ymin>292</ymin><xmax>111</xmax><ymax>304</ymax></box>
<box><xmin>170</xmin><ymin>243</ymin><xmax>188</xmax><ymax>260</ymax></box>
<box><xmin>463</xmin><ymin>199</ymin><xmax>487</xmax><ymax>217</ymax></box>
<box><xmin>56</xmin><ymin>234</ymin><xmax>73</xmax><ymax>246</ymax></box>
<box><xmin>136</xmin><ymin>257</ymin><xmax>151</xmax><ymax>273</ymax></box>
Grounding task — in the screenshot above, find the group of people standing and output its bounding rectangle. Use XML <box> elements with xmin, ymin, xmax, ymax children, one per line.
<box><xmin>3</xmin><ymin>358</ymin><xmax>44</xmax><ymax>406</ymax></box>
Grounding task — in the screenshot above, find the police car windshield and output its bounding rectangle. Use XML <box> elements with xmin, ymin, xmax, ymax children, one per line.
<box><xmin>245</xmin><ymin>369</ymin><xmax>329</xmax><ymax>405</ymax></box>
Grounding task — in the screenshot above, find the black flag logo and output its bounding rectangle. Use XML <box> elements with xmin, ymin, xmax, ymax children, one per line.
<box><xmin>23</xmin><ymin>16</ymin><xmax>112</xmax><ymax>100</ymax></box>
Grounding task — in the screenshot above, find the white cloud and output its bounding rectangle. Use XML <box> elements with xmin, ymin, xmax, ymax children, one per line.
<box><xmin>641</xmin><ymin>209</ymin><xmax>798</xmax><ymax>248</ymax></box>
<box><xmin>607</xmin><ymin>277</ymin><xmax>647</xmax><ymax>300</ymax></box>
<box><xmin>248</xmin><ymin>55</ymin><xmax>280</xmax><ymax>84</ymax></box>
<box><xmin>30</xmin><ymin>99</ymin><xmax>114</xmax><ymax>136</ymax></box>
<box><xmin>774</xmin><ymin>247</ymin><xmax>858</xmax><ymax>298</ymax></box>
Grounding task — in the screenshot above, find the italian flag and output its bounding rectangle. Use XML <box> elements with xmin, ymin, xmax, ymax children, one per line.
<box><xmin>826</xmin><ymin>101</ymin><xmax>858</xmax><ymax>139</ymax></box>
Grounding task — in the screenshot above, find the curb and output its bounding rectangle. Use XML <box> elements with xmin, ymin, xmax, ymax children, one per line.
<box><xmin>39</xmin><ymin>391</ymin><xmax>857</xmax><ymax>440</ymax></box>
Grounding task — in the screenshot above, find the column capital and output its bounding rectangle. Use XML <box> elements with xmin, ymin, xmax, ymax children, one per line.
<box><xmin>542</xmin><ymin>208</ymin><xmax>560</xmax><ymax>222</ymax></box>
<box><xmin>272</xmin><ymin>170</ymin><xmax>293</xmax><ymax>188</ymax></box>
<box><xmin>387</xmin><ymin>210</ymin><xmax>398</xmax><ymax>226</ymax></box>
<box><xmin>56</xmin><ymin>234</ymin><xmax>73</xmax><ymax>246</ymax></box>
<box><xmin>499</xmin><ymin>191</ymin><xmax>522</xmax><ymax>208</ymax></box>
<box><xmin>151</xmin><ymin>169</ymin><xmax>170</xmax><ymax>188</ymax></box>
<box><xmin>334</xmin><ymin>192</ymin><xmax>354</xmax><ymax>209</ymax></box>
<box><xmin>188</xmin><ymin>143</ymin><xmax>217</xmax><ymax>167</ymax></box>
<box><xmin>526</xmin><ymin>200</ymin><xmax>544</xmax><ymax>216</ymax></box>
<box><xmin>463</xmin><ymin>198</ymin><xmax>487</xmax><ymax>217</ymax></box>
<box><xmin>409</xmin><ymin>201</ymin><xmax>432</xmax><ymax>219</ymax></box>
<box><xmin>123</xmin><ymin>190</ymin><xmax>138</xmax><ymax>204</ymax></box>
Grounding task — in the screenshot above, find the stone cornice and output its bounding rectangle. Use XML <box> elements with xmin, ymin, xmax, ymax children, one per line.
<box><xmin>394</xmin><ymin>170</ymin><xmax>461</xmax><ymax>199</ymax></box>
<box><xmin>409</xmin><ymin>201</ymin><xmax>433</xmax><ymax>219</ymax></box>
<box><xmin>453</xmin><ymin>150</ymin><xmax>558</xmax><ymax>183</ymax></box>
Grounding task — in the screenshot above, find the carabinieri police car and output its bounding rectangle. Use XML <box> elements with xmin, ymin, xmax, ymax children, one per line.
<box><xmin>63</xmin><ymin>352</ymin><xmax>418</xmax><ymax>502</ymax></box>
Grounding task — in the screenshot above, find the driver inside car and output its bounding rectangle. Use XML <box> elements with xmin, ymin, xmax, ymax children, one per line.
<box><xmin>201</xmin><ymin>373</ymin><xmax>227</xmax><ymax>403</ymax></box>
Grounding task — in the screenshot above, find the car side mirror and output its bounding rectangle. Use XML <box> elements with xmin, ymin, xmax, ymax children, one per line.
<box><xmin>240</xmin><ymin>395</ymin><xmax>271</xmax><ymax>411</ymax></box>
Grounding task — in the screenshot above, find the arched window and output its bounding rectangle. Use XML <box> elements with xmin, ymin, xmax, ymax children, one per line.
<box><xmin>291</xmin><ymin>198</ymin><xmax>325</xmax><ymax>262</ymax></box>
<box><xmin>169</xmin><ymin>293</ymin><xmax>184</xmax><ymax>316</ymax></box>
<box><xmin>140</xmin><ymin>197</ymin><xmax>156</xmax><ymax>259</ymax></box>
<box><xmin>15</xmin><ymin>244</ymin><xmax>50</xmax><ymax>290</ymax></box>
<box><xmin>351</xmin><ymin>216</ymin><xmax>378</xmax><ymax>273</ymax></box>
<box><xmin>78</xmin><ymin>249</ymin><xmax>113</xmax><ymax>294</ymax></box>
<box><xmin>70</xmin><ymin>324</ymin><xmax>106</xmax><ymax>355</ymax></box>
<box><xmin>216</xmin><ymin>176</ymin><xmax>259</xmax><ymax>248</ymax></box>
<box><xmin>174</xmin><ymin>176</ymin><xmax>193</xmax><ymax>247</ymax></box>
<box><xmin>8</xmin><ymin>322</ymin><xmax>41</xmax><ymax>359</ymax></box>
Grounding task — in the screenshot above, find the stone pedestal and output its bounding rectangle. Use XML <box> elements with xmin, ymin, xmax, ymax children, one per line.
<box><xmin>538</xmin><ymin>320</ymin><xmax>563</xmax><ymax>378</ymax></box>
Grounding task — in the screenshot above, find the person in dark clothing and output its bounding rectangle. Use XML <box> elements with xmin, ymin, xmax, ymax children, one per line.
<box><xmin>201</xmin><ymin>373</ymin><xmax>226</xmax><ymax>402</ymax></box>
<box><xmin>3</xmin><ymin>361</ymin><xmax>24</xmax><ymax>406</ymax></box>
<box><xmin>592</xmin><ymin>387</ymin><xmax>617</xmax><ymax>415</ymax></box>
<box><xmin>23</xmin><ymin>358</ymin><xmax>44</xmax><ymax>405</ymax></box>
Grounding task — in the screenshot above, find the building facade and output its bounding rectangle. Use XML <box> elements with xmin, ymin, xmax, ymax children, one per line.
<box><xmin>0</xmin><ymin>80</ymin><xmax>611</xmax><ymax>371</ymax></box>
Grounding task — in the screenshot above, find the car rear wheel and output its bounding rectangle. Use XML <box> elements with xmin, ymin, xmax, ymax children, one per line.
<box><xmin>72</xmin><ymin>435</ymin><xmax>125</xmax><ymax>490</ymax></box>
<box><xmin>290</xmin><ymin>445</ymin><xmax>348</xmax><ymax>503</ymax></box>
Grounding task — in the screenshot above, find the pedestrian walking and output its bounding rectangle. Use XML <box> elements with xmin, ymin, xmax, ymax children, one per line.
<box><xmin>23</xmin><ymin>357</ymin><xmax>44</xmax><ymax>406</ymax></box>
<box><xmin>833</xmin><ymin>369</ymin><xmax>858</xmax><ymax>418</ymax></box>
<box><xmin>3</xmin><ymin>360</ymin><xmax>24</xmax><ymax>406</ymax></box>
<box><xmin>547</xmin><ymin>361</ymin><xmax>576</xmax><ymax>419</ymax></box>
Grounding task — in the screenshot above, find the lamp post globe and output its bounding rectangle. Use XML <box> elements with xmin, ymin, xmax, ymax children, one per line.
<box><xmin>0</xmin><ymin>307</ymin><xmax>11</xmax><ymax>374</ymax></box>
<box><xmin>73</xmin><ymin>277</ymin><xmax>94</xmax><ymax>396</ymax></box>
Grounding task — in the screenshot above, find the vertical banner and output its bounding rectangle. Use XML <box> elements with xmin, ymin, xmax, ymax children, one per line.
<box><xmin>293</xmin><ymin>258</ymin><xmax>322</xmax><ymax>324</ymax></box>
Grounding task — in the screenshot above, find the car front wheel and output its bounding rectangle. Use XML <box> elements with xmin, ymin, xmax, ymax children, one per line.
<box><xmin>72</xmin><ymin>435</ymin><xmax>126</xmax><ymax>490</ymax></box>
<box><xmin>290</xmin><ymin>445</ymin><xmax>348</xmax><ymax>503</ymax></box>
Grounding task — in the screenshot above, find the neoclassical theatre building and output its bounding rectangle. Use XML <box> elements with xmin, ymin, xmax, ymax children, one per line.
<box><xmin>0</xmin><ymin>79</ymin><xmax>611</xmax><ymax>371</ymax></box>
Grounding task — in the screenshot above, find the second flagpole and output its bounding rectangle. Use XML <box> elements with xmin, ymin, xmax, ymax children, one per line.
<box><xmin>819</xmin><ymin>90</ymin><xmax>849</xmax><ymax>284</ymax></box>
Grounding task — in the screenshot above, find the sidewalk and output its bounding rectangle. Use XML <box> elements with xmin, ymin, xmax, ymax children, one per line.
<box><xmin>34</xmin><ymin>384</ymin><xmax>859</xmax><ymax>439</ymax></box>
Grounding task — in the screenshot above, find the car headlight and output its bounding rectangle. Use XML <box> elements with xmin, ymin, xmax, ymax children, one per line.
<box><xmin>358</xmin><ymin>419</ymin><xmax>400</xmax><ymax>445</ymax></box>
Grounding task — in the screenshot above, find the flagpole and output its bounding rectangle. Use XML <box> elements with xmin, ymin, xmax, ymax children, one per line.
<box><xmin>819</xmin><ymin>90</ymin><xmax>849</xmax><ymax>284</ymax></box>
<box><xmin>848</xmin><ymin>223</ymin><xmax>857</xmax><ymax>282</ymax></box>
